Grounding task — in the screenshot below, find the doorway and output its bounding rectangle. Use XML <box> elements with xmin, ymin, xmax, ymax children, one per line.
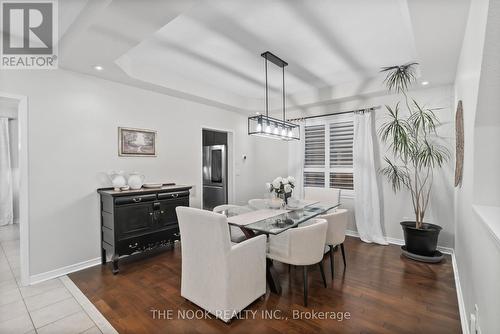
<box><xmin>0</xmin><ymin>98</ymin><xmax>20</xmax><ymax>288</ymax></box>
<box><xmin>202</xmin><ymin>129</ymin><xmax>229</xmax><ymax>210</ymax></box>
<box><xmin>0</xmin><ymin>93</ymin><xmax>29</xmax><ymax>286</ymax></box>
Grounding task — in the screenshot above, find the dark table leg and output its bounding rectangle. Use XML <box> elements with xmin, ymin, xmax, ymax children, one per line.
<box><xmin>240</xmin><ymin>227</ymin><xmax>256</xmax><ymax>239</ymax></box>
<box><xmin>238</xmin><ymin>226</ymin><xmax>282</xmax><ymax>295</ymax></box>
<box><xmin>266</xmin><ymin>258</ymin><xmax>282</xmax><ymax>294</ymax></box>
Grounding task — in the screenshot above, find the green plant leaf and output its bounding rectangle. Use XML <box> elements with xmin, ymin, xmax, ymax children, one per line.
<box><xmin>416</xmin><ymin>140</ymin><xmax>450</xmax><ymax>168</ymax></box>
<box><xmin>380</xmin><ymin>157</ymin><xmax>410</xmax><ymax>192</ymax></box>
<box><xmin>409</xmin><ymin>100</ymin><xmax>439</xmax><ymax>134</ymax></box>
<box><xmin>380</xmin><ymin>62</ymin><xmax>418</xmax><ymax>93</ymax></box>
<box><xmin>378</xmin><ymin>103</ymin><xmax>412</xmax><ymax>158</ymax></box>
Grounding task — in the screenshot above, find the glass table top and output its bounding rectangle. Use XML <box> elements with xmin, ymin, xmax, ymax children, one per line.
<box><xmin>219</xmin><ymin>210</ymin><xmax>240</xmax><ymax>218</ymax></box>
<box><xmin>242</xmin><ymin>202</ymin><xmax>340</xmax><ymax>235</ymax></box>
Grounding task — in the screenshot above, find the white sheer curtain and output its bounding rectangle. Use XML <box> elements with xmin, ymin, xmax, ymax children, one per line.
<box><xmin>353</xmin><ymin>111</ymin><xmax>388</xmax><ymax>245</ymax></box>
<box><xmin>0</xmin><ymin>118</ymin><xmax>13</xmax><ymax>226</ymax></box>
<box><xmin>288</xmin><ymin>122</ymin><xmax>305</xmax><ymax>199</ymax></box>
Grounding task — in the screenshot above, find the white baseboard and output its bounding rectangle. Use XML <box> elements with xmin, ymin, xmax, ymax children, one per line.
<box><xmin>346</xmin><ymin>229</ymin><xmax>466</xmax><ymax>333</ymax></box>
<box><xmin>345</xmin><ymin>229</ymin><xmax>454</xmax><ymax>254</ymax></box>
<box><xmin>29</xmin><ymin>257</ymin><xmax>100</xmax><ymax>285</ymax></box>
<box><xmin>451</xmin><ymin>252</ymin><xmax>469</xmax><ymax>334</ymax></box>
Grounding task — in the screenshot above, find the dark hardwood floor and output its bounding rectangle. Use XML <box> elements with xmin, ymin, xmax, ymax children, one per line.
<box><xmin>69</xmin><ymin>237</ymin><xmax>461</xmax><ymax>334</ymax></box>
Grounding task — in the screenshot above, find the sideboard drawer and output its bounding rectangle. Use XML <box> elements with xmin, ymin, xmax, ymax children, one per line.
<box><xmin>116</xmin><ymin>226</ymin><xmax>180</xmax><ymax>255</ymax></box>
<box><xmin>115</xmin><ymin>194</ymin><xmax>157</xmax><ymax>205</ymax></box>
<box><xmin>157</xmin><ymin>191</ymin><xmax>189</xmax><ymax>200</ymax></box>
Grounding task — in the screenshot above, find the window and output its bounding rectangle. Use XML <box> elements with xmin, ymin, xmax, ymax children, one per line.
<box><xmin>329</xmin><ymin>119</ymin><xmax>354</xmax><ymax>190</ymax></box>
<box><xmin>304</xmin><ymin>115</ymin><xmax>354</xmax><ymax>191</ymax></box>
<box><xmin>304</xmin><ymin>125</ymin><xmax>325</xmax><ymax>168</ymax></box>
<box><xmin>304</xmin><ymin>171</ymin><xmax>325</xmax><ymax>187</ymax></box>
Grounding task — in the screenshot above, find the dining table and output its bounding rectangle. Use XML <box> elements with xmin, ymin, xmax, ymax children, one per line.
<box><xmin>227</xmin><ymin>200</ymin><xmax>340</xmax><ymax>294</ymax></box>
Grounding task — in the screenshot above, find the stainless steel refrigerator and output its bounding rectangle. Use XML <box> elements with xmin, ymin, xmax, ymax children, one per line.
<box><xmin>202</xmin><ymin>145</ymin><xmax>227</xmax><ymax>210</ymax></box>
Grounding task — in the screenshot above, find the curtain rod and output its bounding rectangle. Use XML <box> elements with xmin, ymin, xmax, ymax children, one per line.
<box><xmin>287</xmin><ymin>105</ymin><xmax>381</xmax><ymax>122</ymax></box>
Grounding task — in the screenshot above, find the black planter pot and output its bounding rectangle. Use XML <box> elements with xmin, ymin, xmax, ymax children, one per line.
<box><xmin>400</xmin><ymin>221</ymin><xmax>442</xmax><ymax>256</ymax></box>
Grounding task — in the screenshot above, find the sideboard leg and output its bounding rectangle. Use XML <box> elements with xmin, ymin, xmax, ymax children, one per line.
<box><xmin>101</xmin><ymin>248</ymin><xmax>107</xmax><ymax>265</ymax></box>
<box><xmin>111</xmin><ymin>254</ymin><xmax>120</xmax><ymax>274</ymax></box>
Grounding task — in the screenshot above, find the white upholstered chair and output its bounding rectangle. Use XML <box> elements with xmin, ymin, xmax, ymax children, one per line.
<box><xmin>304</xmin><ymin>188</ymin><xmax>341</xmax><ymax>205</ymax></box>
<box><xmin>176</xmin><ymin>207</ymin><xmax>267</xmax><ymax>322</ymax></box>
<box><xmin>213</xmin><ymin>204</ymin><xmax>252</xmax><ymax>243</ymax></box>
<box><xmin>318</xmin><ymin>209</ymin><xmax>349</xmax><ymax>279</ymax></box>
<box><xmin>247</xmin><ymin>199</ymin><xmax>268</xmax><ymax>210</ymax></box>
<box><xmin>267</xmin><ymin>219</ymin><xmax>328</xmax><ymax>306</ymax></box>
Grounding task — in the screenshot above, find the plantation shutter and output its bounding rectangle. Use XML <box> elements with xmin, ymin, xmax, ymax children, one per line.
<box><xmin>304</xmin><ymin>172</ymin><xmax>325</xmax><ymax>188</ymax></box>
<box><xmin>329</xmin><ymin>121</ymin><xmax>353</xmax><ymax>167</ymax></box>
<box><xmin>303</xmin><ymin>115</ymin><xmax>354</xmax><ymax>191</ymax></box>
<box><xmin>329</xmin><ymin>120</ymin><xmax>354</xmax><ymax>190</ymax></box>
<box><xmin>304</xmin><ymin>125</ymin><xmax>325</xmax><ymax>168</ymax></box>
<box><xmin>329</xmin><ymin>172</ymin><xmax>354</xmax><ymax>190</ymax></box>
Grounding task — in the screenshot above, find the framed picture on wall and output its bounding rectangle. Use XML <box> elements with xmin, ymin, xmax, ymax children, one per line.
<box><xmin>118</xmin><ymin>127</ymin><xmax>157</xmax><ymax>157</ymax></box>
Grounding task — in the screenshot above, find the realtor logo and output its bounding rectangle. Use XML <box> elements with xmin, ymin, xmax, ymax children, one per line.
<box><xmin>1</xmin><ymin>0</ymin><xmax>58</xmax><ymax>69</ymax></box>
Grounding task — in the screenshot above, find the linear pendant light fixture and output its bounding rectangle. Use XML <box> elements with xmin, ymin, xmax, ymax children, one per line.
<box><xmin>248</xmin><ymin>51</ymin><xmax>300</xmax><ymax>140</ymax></box>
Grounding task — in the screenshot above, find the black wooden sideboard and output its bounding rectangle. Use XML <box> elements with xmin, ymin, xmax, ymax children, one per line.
<box><xmin>97</xmin><ymin>184</ymin><xmax>192</xmax><ymax>274</ymax></box>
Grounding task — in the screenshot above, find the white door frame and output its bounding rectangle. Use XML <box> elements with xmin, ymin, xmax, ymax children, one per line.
<box><xmin>0</xmin><ymin>91</ymin><xmax>29</xmax><ymax>286</ymax></box>
<box><xmin>200</xmin><ymin>126</ymin><xmax>235</xmax><ymax>208</ymax></box>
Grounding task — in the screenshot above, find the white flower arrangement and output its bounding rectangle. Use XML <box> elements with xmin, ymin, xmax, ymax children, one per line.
<box><xmin>267</xmin><ymin>176</ymin><xmax>295</xmax><ymax>198</ymax></box>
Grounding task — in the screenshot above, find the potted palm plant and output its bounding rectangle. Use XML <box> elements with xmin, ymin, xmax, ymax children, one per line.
<box><xmin>379</xmin><ymin>63</ymin><xmax>449</xmax><ymax>259</ymax></box>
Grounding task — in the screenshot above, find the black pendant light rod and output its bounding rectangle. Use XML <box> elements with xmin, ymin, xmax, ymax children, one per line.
<box><xmin>261</xmin><ymin>51</ymin><xmax>288</xmax><ymax>126</ymax></box>
<box><xmin>265</xmin><ymin>57</ymin><xmax>269</xmax><ymax>118</ymax></box>
<box><xmin>282</xmin><ymin>65</ymin><xmax>285</xmax><ymax>125</ymax></box>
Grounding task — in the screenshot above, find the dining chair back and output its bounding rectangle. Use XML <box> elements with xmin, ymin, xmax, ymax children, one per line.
<box><xmin>318</xmin><ymin>209</ymin><xmax>349</xmax><ymax>279</ymax></box>
<box><xmin>213</xmin><ymin>204</ymin><xmax>252</xmax><ymax>243</ymax></box>
<box><xmin>288</xmin><ymin>220</ymin><xmax>329</xmax><ymax>266</ymax></box>
<box><xmin>248</xmin><ymin>199</ymin><xmax>268</xmax><ymax>210</ymax></box>
<box><xmin>320</xmin><ymin>209</ymin><xmax>348</xmax><ymax>246</ymax></box>
<box><xmin>267</xmin><ymin>219</ymin><xmax>328</xmax><ymax>306</ymax></box>
<box><xmin>304</xmin><ymin>187</ymin><xmax>341</xmax><ymax>205</ymax></box>
<box><xmin>213</xmin><ymin>204</ymin><xmax>252</xmax><ymax>216</ymax></box>
<box><xmin>178</xmin><ymin>207</ymin><xmax>231</xmax><ymax>263</ymax></box>
<box><xmin>176</xmin><ymin>207</ymin><xmax>267</xmax><ymax>322</ymax></box>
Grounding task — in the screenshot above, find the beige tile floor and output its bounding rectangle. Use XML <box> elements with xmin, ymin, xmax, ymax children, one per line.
<box><xmin>0</xmin><ymin>224</ymin><xmax>109</xmax><ymax>334</ymax></box>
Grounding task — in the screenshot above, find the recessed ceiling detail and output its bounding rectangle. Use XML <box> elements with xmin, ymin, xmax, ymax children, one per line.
<box><xmin>58</xmin><ymin>0</ymin><xmax>471</xmax><ymax>114</ymax></box>
<box><xmin>117</xmin><ymin>0</ymin><xmax>416</xmax><ymax>107</ymax></box>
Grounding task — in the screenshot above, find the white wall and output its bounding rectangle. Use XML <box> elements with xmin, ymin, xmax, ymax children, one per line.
<box><xmin>288</xmin><ymin>85</ymin><xmax>456</xmax><ymax>248</ymax></box>
<box><xmin>0</xmin><ymin>69</ymin><xmax>288</xmax><ymax>277</ymax></box>
<box><xmin>454</xmin><ymin>0</ymin><xmax>500</xmax><ymax>332</ymax></box>
<box><xmin>472</xmin><ymin>0</ymin><xmax>500</xmax><ymax>208</ymax></box>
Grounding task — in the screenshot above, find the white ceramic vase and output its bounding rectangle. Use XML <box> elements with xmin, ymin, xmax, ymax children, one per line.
<box><xmin>128</xmin><ymin>172</ymin><xmax>145</xmax><ymax>190</ymax></box>
<box><xmin>109</xmin><ymin>171</ymin><xmax>127</xmax><ymax>191</ymax></box>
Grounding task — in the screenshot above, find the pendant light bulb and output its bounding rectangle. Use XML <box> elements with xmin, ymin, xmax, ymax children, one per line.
<box><xmin>273</xmin><ymin>126</ymin><xmax>279</xmax><ymax>135</ymax></box>
<box><xmin>265</xmin><ymin>123</ymin><xmax>271</xmax><ymax>133</ymax></box>
<box><xmin>256</xmin><ymin>123</ymin><xmax>262</xmax><ymax>132</ymax></box>
<box><xmin>288</xmin><ymin>130</ymin><xmax>293</xmax><ymax>138</ymax></box>
<box><xmin>281</xmin><ymin>128</ymin><xmax>287</xmax><ymax>136</ymax></box>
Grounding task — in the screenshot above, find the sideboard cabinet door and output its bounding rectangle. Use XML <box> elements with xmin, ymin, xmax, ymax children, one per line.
<box><xmin>157</xmin><ymin>198</ymin><xmax>188</xmax><ymax>228</ymax></box>
<box><xmin>115</xmin><ymin>203</ymin><xmax>153</xmax><ymax>239</ymax></box>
